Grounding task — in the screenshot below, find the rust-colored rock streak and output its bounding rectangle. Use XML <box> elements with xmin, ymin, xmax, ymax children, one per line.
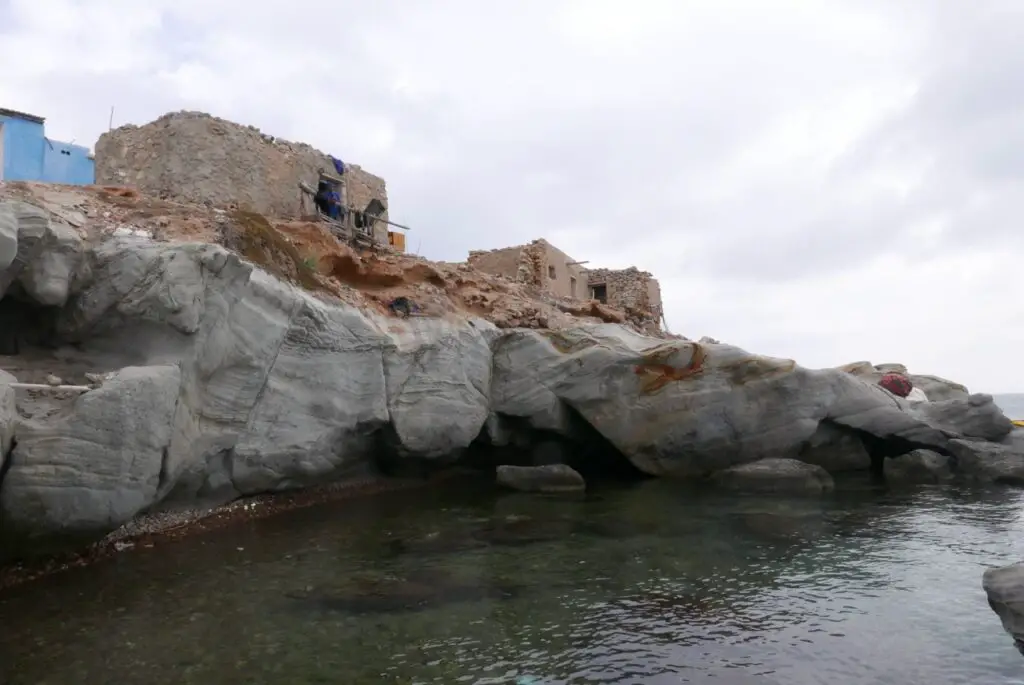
<box><xmin>634</xmin><ymin>343</ymin><xmax>707</xmax><ymax>395</ymax></box>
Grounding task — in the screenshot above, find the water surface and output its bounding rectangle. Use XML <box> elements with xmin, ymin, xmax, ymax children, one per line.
<box><xmin>2</xmin><ymin>477</ymin><xmax>1023</xmax><ymax>684</ymax></box>
<box><xmin>995</xmin><ymin>393</ymin><xmax>1024</xmax><ymax>420</ymax></box>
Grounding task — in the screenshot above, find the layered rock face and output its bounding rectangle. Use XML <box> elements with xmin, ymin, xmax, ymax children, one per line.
<box><xmin>0</xmin><ymin>199</ymin><xmax>1021</xmax><ymax>559</ymax></box>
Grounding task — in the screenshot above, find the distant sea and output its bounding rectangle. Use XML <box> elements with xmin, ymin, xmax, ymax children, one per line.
<box><xmin>994</xmin><ymin>393</ymin><xmax>1024</xmax><ymax>420</ymax></box>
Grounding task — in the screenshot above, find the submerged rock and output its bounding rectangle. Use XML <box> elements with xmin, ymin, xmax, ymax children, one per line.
<box><xmin>385</xmin><ymin>515</ymin><xmax>575</xmax><ymax>557</ymax></box>
<box><xmin>883</xmin><ymin>449</ymin><xmax>954</xmax><ymax>484</ymax></box>
<box><xmin>286</xmin><ymin>569</ymin><xmax>524</xmax><ymax>615</ymax></box>
<box><xmin>983</xmin><ymin>562</ymin><xmax>1024</xmax><ymax>655</ymax></box>
<box><xmin>496</xmin><ymin>464</ymin><xmax>586</xmax><ymax>493</ymax></box>
<box><xmin>710</xmin><ymin>459</ymin><xmax>834</xmax><ymax>494</ymax></box>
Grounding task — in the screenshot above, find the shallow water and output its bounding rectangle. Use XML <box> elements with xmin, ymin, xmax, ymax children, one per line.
<box><xmin>3</xmin><ymin>477</ymin><xmax>1024</xmax><ymax>684</ymax></box>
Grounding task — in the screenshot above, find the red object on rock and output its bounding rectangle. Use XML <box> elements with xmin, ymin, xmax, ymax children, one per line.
<box><xmin>879</xmin><ymin>373</ymin><xmax>913</xmax><ymax>398</ymax></box>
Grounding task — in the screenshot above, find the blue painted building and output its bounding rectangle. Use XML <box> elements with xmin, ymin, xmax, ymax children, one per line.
<box><xmin>0</xmin><ymin>107</ymin><xmax>95</xmax><ymax>185</ymax></box>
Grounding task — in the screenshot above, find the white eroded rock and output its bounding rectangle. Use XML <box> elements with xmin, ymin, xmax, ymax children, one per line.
<box><xmin>382</xmin><ymin>316</ymin><xmax>496</xmax><ymax>458</ymax></box>
<box><xmin>490</xmin><ymin>327</ymin><xmax>981</xmax><ymax>477</ymax></box>
<box><xmin>19</xmin><ymin>221</ymin><xmax>86</xmax><ymax>306</ymax></box>
<box><xmin>0</xmin><ymin>369</ymin><xmax>15</xmax><ymax>460</ymax></box>
<box><xmin>983</xmin><ymin>562</ymin><xmax>1024</xmax><ymax>653</ymax></box>
<box><xmin>0</xmin><ymin>203</ymin><xmax>17</xmax><ymax>272</ymax></box>
<box><xmin>949</xmin><ymin>439</ymin><xmax>1024</xmax><ymax>485</ymax></box>
<box><xmin>0</xmin><ymin>365</ymin><xmax>180</xmax><ymax>540</ymax></box>
<box><xmin>0</xmin><ymin>205</ymin><xmax>1020</xmax><ymax>555</ymax></box>
<box><xmin>0</xmin><ymin>201</ymin><xmax>50</xmax><ymax>299</ymax></box>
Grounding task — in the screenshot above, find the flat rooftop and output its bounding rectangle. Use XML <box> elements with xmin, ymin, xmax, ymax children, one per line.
<box><xmin>0</xmin><ymin>107</ymin><xmax>45</xmax><ymax>125</ymax></box>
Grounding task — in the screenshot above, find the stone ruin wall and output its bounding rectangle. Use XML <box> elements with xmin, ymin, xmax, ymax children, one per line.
<box><xmin>467</xmin><ymin>239</ymin><xmax>587</xmax><ymax>298</ymax></box>
<box><xmin>586</xmin><ymin>267</ymin><xmax>663</xmax><ymax>320</ymax></box>
<box><xmin>94</xmin><ymin>111</ymin><xmax>391</xmax><ymax>244</ymax></box>
<box><xmin>467</xmin><ymin>245</ymin><xmax>523</xmax><ymax>281</ymax></box>
<box><xmin>537</xmin><ymin>240</ymin><xmax>588</xmax><ymax>300</ymax></box>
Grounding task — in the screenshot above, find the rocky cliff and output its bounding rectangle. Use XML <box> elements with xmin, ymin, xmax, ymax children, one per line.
<box><xmin>1</xmin><ymin>184</ymin><xmax>1022</xmax><ymax>562</ymax></box>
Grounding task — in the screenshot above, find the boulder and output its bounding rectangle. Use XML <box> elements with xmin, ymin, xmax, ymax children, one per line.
<box><xmin>909</xmin><ymin>394</ymin><xmax>1013</xmax><ymax>442</ymax></box>
<box><xmin>949</xmin><ymin>439</ymin><xmax>1024</xmax><ymax>485</ymax></box>
<box><xmin>496</xmin><ymin>464</ymin><xmax>586</xmax><ymax>493</ymax></box>
<box><xmin>382</xmin><ymin>317</ymin><xmax>495</xmax><ymax>458</ymax></box>
<box><xmin>883</xmin><ymin>449</ymin><xmax>953</xmax><ymax>484</ymax></box>
<box><xmin>0</xmin><ymin>366</ymin><xmax>180</xmax><ymax>548</ymax></box>
<box><xmin>710</xmin><ymin>458</ymin><xmax>834</xmax><ymax>494</ymax></box>
<box><xmin>491</xmin><ymin>328</ymin><xmax>970</xmax><ymax>477</ymax></box>
<box><xmin>983</xmin><ymin>562</ymin><xmax>1024</xmax><ymax>654</ymax></box>
<box><xmin>910</xmin><ymin>374</ymin><xmax>970</xmax><ymax>402</ymax></box>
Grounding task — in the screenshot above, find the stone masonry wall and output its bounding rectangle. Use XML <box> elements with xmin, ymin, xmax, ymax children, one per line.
<box><xmin>467</xmin><ymin>245</ymin><xmax>523</xmax><ymax>280</ymax></box>
<box><xmin>95</xmin><ymin>111</ymin><xmax>390</xmax><ymax>244</ymax></box>
<box><xmin>586</xmin><ymin>267</ymin><xmax>663</xmax><ymax>319</ymax></box>
<box><xmin>538</xmin><ymin>240</ymin><xmax>587</xmax><ymax>299</ymax></box>
<box><xmin>467</xmin><ymin>239</ymin><xmax>587</xmax><ymax>298</ymax></box>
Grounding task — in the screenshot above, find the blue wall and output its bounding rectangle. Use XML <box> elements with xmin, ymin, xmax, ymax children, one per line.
<box><xmin>41</xmin><ymin>138</ymin><xmax>94</xmax><ymax>185</ymax></box>
<box><xmin>0</xmin><ymin>113</ymin><xmax>94</xmax><ymax>184</ymax></box>
<box><xmin>0</xmin><ymin>114</ymin><xmax>45</xmax><ymax>181</ymax></box>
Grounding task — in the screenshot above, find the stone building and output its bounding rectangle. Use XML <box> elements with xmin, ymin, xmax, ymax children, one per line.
<box><xmin>582</xmin><ymin>267</ymin><xmax>663</xmax><ymax>320</ymax></box>
<box><xmin>467</xmin><ymin>239</ymin><xmax>587</xmax><ymax>299</ymax></box>
<box><xmin>94</xmin><ymin>111</ymin><xmax>391</xmax><ymax>245</ymax></box>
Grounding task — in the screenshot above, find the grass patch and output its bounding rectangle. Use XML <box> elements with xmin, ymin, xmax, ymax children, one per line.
<box><xmin>229</xmin><ymin>210</ymin><xmax>321</xmax><ymax>291</ymax></box>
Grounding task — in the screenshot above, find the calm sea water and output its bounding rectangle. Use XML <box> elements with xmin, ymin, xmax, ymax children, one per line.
<box><xmin>2</xmin><ymin>477</ymin><xmax>1024</xmax><ymax>684</ymax></box>
<box><xmin>996</xmin><ymin>393</ymin><xmax>1024</xmax><ymax>420</ymax></box>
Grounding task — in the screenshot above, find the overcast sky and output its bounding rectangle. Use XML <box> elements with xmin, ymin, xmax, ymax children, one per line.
<box><xmin>1</xmin><ymin>0</ymin><xmax>1022</xmax><ymax>393</ymax></box>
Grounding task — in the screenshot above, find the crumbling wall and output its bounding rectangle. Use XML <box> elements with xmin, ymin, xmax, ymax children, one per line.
<box><xmin>518</xmin><ymin>241</ymin><xmax>546</xmax><ymax>289</ymax></box>
<box><xmin>467</xmin><ymin>239</ymin><xmax>587</xmax><ymax>297</ymax></box>
<box><xmin>94</xmin><ymin>111</ymin><xmax>390</xmax><ymax>243</ymax></box>
<box><xmin>586</xmin><ymin>267</ymin><xmax>662</xmax><ymax>319</ymax></box>
<box><xmin>467</xmin><ymin>245</ymin><xmax>523</xmax><ymax>280</ymax></box>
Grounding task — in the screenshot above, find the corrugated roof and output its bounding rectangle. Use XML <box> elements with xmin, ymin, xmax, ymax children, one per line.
<box><xmin>0</xmin><ymin>107</ymin><xmax>45</xmax><ymax>124</ymax></box>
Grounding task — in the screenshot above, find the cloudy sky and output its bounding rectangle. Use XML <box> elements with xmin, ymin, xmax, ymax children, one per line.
<box><xmin>1</xmin><ymin>0</ymin><xmax>1021</xmax><ymax>393</ymax></box>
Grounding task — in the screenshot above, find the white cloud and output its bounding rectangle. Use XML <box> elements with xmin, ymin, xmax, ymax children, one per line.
<box><xmin>2</xmin><ymin>0</ymin><xmax>1022</xmax><ymax>392</ymax></box>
